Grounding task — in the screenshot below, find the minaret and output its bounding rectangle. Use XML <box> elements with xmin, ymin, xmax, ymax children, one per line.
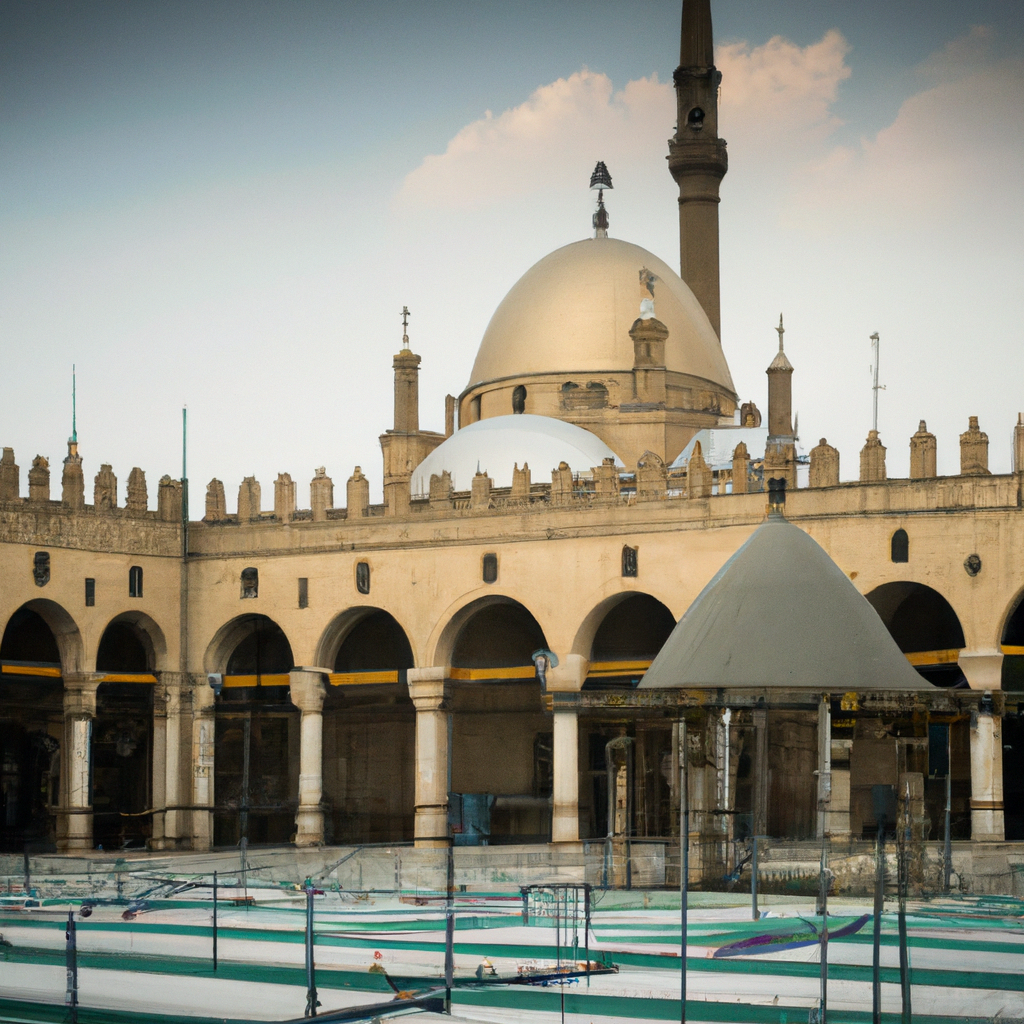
<box><xmin>392</xmin><ymin>305</ymin><xmax>420</xmax><ymax>433</ymax></box>
<box><xmin>766</xmin><ymin>314</ymin><xmax>794</xmax><ymax>442</ymax></box>
<box><xmin>62</xmin><ymin>363</ymin><xmax>85</xmax><ymax>509</ymax></box>
<box><xmin>667</xmin><ymin>0</ymin><xmax>728</xmax><ymax>339</ymax></box>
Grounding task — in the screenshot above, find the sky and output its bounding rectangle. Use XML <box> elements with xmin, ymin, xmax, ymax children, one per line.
<box><xmin>2</xmin><ymin>0</ymin><xmax>1023</xmax><ymax>509</ymax></box>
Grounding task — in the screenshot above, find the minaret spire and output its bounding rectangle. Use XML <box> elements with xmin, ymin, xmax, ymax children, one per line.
<box><xmin>71</xmin><ymin>363</ymin><xmax>77</xmax><ymax>445</ymax></box>
<box><xmin>668</xmin><ymin>0</ymin><xmax>728</xmax><ymax>340</ymax></box>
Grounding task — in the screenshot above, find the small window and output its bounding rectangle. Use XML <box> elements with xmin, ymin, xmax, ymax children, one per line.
<box><xmin>32</xmin><ymin>551</ymin><xmax>50</xmax><ymax>587</ymax></box>
<box><xmin>240</xmin><ymin>567</ymin><xmax>258</xmax><ymax>599</ymax></box>
<box><xmin>128</xmin><ymin>565</ymin><xmax>143</xmax><ymax>598</ymax></box>
<box><xmin>356</xmin><ymin>561</ymin><xmax>370</xmax><ymax>595</ymax></box>
<box><xmin>298</xmin><ymin>577</ymin><xmax>308</xmax><ymax>609</ymax></box>
<box><xmin>512</xmin><ymin>385</ymin><xmax>527</xmax><ymax>415</ymax></box>
<box><xmin>890</xmin><ymin>529</ymin><xmax>909</xmax><ymax>563</ymax></box>
<box><xmin>482</xmin><ymin>553</ymin><xmax>498</xmax><ymax>584</ymax></box>
<box><xmin>622</xmin><ymin>546</ymin><xmax>638</xmax><ymax>578</ymax></box>
<box><xmin>85</xmin><ymin>578</ymin><xmax>95</xmax><ymax>607</ymax></box>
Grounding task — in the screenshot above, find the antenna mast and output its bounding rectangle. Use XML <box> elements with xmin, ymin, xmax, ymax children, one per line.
<box><xmin>869</xmin><ymin>332</ymin><xmax>884</xmax><ymax>433</ymax></box>
<box><xmin>71</xmin><ymin>364</ymin><xmax>77</xmax><ymax>444</ymax></box>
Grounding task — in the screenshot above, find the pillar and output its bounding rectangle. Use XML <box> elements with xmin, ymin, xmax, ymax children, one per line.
<box><xmin>190</xmin><ymin>679</ymin><xmax>216</xmax><ymax>851</ymax></box>
<box><xmin>151</xmin><ymin>673</ymin><xmax>184</xmax><ymax>849</ymax></box>
<box><xmin>752</xmin><ymin>706</ymin><xmax>768</xmax><ymax>839</ymax></box>
<box><xmin>970</xmin><ymin>700</ymin><xmax>1004</xmax><ymax>842</ymax></box>
<box><xmin>816</xmin><ymin>696</ymin><xmax>831</xmax><ymax>839</ymax></box>
<box><xmin>289</xmin><ymin>669</ymin><xmax>328</xmax><ymax>846</ymax></box>
<box><xmin>408</xmin><ymin>667</ymin><xmax>450</xmax><ymax>848</ymax></box>
<box><xmin>827</xmin><ymin>739</ymin><xmax>852</xmax><ymax>836</ymax></box>
<box><xmin>547</xmin><ymin>655</ymin><xmax>587</xmax><ymax>844</ymax></box>
<box><xmin>59</xmin><ymin>674</ymin><xmax>101</xmax><ymax>851</ymax></box>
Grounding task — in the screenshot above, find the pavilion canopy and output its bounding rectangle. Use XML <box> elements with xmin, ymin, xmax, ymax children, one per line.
<box><xmin>640</xmin><ymin>512</ymin><xmax>930</xmax><ymax>692</ymax></box>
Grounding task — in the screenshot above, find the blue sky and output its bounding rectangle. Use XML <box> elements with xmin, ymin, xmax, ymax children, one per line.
<box><xmin>2</xmin><ymin>1</ymin><xmax>1023</xmax><ymax>504</ymax></box>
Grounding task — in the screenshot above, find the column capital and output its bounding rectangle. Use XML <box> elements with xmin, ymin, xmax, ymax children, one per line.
<box><xmin>958</xmin><ymin>650</ymin><xmax>1004</xmax><ymax>691</ymax></box>
<box><xmin>408</xmin><ymin>667</ymin><xmax>449</xmax><ymax>710</ymax></box>
<box><xmin>289</xmin><ymin>669</ymin><xmax>327</xmax><ymax>713</ymax></box>
<box><xmin>63</xmin><ymin>673</ymin><xmax>103</xmax><ymax>716</ymax></box>
<box><xmin>546</xmin><ymin>654</ymin><xmax>589</xmax><ymax>693</ymax></box>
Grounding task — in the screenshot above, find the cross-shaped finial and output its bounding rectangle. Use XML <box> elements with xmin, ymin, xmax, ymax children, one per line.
<box><xmin>776</xmin><ymin>313</ymin><xmax>785</xmax><ymax>352</ymax></box>
<box><xmin>401</xmin><ymin>305</ymin><xmax>410</xmax><ymax>348</ymax></box>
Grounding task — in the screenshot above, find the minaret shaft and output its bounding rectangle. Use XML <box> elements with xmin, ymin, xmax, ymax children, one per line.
<box><xmin>668</xmin><ymin>0</ymin><xmax>727</xmax><ymax>339</ymax></box>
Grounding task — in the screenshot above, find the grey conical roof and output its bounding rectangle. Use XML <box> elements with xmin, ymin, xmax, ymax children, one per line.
<box><xmin>640</xmin><ymin>512</ymin><xmax>929</xmax><ymax>691</ymax></box>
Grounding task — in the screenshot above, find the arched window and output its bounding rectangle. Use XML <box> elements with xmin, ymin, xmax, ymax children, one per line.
<box><xmin>482</xmin><ymin>553</ymin><xmax>498</xmax><ymax>584</ymax></box>
<box><xmin>512</xmin><ymin>385</ymin><xmax>527</xmax><ymax>415</ymax></box>
<box><xmin>622</xmin><ymin>546</ymin><xmax>638</xmax><ymax>578</ymax></box>
<box><xmin>128</xmin><ymin>565</ymin><xmax>143</xmax><ymax>598</ymax></box>
<box><xmin>355</xmin><ymin>561</ymin><xmax>370</xmax><ymax>595</ymax></box>
<box><xmin>890</xmin><ymin>529</ymin><xmax>909</xmax><ymax>563</ymax></box>
<box><xmin>240</xmin><ymin>567</ymin><xmax>258</xmax><ymax>599</ymax></box>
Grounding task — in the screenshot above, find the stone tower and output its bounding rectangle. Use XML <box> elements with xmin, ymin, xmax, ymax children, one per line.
<box><xmin>667</xmin><ymin>0</ymin><xmax>728</xmax><ymax>339</ymax></box>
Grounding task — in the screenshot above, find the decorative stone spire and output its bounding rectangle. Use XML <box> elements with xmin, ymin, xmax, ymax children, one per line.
<box><xmin>311</xmin><ymin>467</ymin><xmax>334</xmax><ymax>521</ymax></box>
<box><xmin>204</xmin><ymin>479</ymin><xmax>227</xmax><ymax>521</ymax></box>
<box><xmin>909</xmin><ymin>421</ymin><xmax>937</xmax><ymax>479</ymax></box>
<box><xmin>809</xmin><ymin>438</ymin><xmax>840</xmax><ymax>488</ymax></box>
<box><xmin>668</xmin><ymin>0</ymin><xmax>727</xmax><ymax>338</ymax></box>
<box><xmin>62</xmin><ymin>364</ymin><xmax>84</xmax><ymax>509</ymax></box>
<box><xmin>0</xmin><ymin>448</ymin><xmax>19</xmax><ymax>501</ymax></box>
<box><xmin>346</xmin><ymin>466</ymin><xmax>368</xmax><ymax>518</ymax></box>
<box><xmin>126</xmin><ymin>467</ymin><xmax>148</xmax><ymax>516</ymax></box>
<box><xmin>1015</xmin><ymin>413</ymin><xmax>1024</xmax><ymax>474</ymax></box>
<box><xmin>393</xmin><ymin>306</ymin><xmax>420</xmax><ymax>433</ymax></box>
<box><xmin>93</xmin><ymin>464</ymin><xmax>117</xmax><ymax>513</ymax></box>
<box><xmin>590</xmin><ymin>161</ymin><xmax>613</xmax><ymax>238</ymax></box>
<box><xmin>766</xmin><ymin>314</ymin><xmax>794</xmax><ymax>442</ymax></box>
<box><xmin>859</xmin><ymin>430</ymin><xmax>887</xmax><ymax>482</ymax></box>
<box><xmin>959</xmin><ymin>415</ymin><xmax>990</xmax><ymax>476</ymax></box>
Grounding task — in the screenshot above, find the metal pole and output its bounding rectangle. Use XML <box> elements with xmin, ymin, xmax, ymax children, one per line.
<box><xmin>943</xmin><ymin>727</ymin><xmax>952</xmax><ymax>892</ymax></box>
<box><xmin>751</xmin><ymin>837</ymin><xmax>759</xmax><ymax>921</ymax></box>
<box><xmin>818</xmin><ymin>833</ymin><xmax>829</xmax><ymax>1024</ymax></box>
<box><xmin>304</xmin><ymin>882</ymin><xmax>318</xmax><ymax>1017</ymax></box>
<box><xmin>872</xmin><ymin>827</ymin><xmax>884</xmax><ymax>1024</ymax></box>
<box><xmin>65</xmin><ymin>910</ymin><xmax>78</xmax><ymax>1024</ymax></box>
<box><xmin>680</xmin><ymin>719</ymin><xmax>688</xmax><ymax>1024</ymax></box>
<box><xmin>898</xmin><ymin>783</ymin><xmax>912</xmax><ymax>1024</ymax></box>
<box><xmin>870</xmin><ymin>332</ymin><xmax>881</xmax><ymax>434</ymax></box>
<box><xmin>444</xmin><ymin>837</ymin><xmax>455</xmax><ymax>1014</ymax></box>
<box><xmin>584</xmin><ymin>884</ymin><xmax>591</xmax><ymax>986</ymax></box>
<box><xmin>212</xmin><ymin>871</ymin><xmax>218</xmax><ymax>972</ymax></box>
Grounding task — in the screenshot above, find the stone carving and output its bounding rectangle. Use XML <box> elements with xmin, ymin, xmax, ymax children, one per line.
<box><xmin>0</xmin><ymin>448</ymin><xmax>19</xmax><ymax>501</ymax></box>
<box><xmin>346</xmin><ymin>467</ymin><xmax>368</xmax><ymax>519</ymax></box>
<box><xmin>240</xmin><ymin>567</ymin><xmax>258</xmax><ymax>598</ymax></box>
<box><xmin>809</xmin><ymin>438</ymin><xmax>840</xmax><ymax>488</ymax></box>
<box><xmin>636</xmin><ymin>451</ymin><xmax>667</xmax><ymax>501</ymax></box>
<box><xmin>731</xmin><ymin>442</ymin><xmax>750</xmax><ymax>494</ymax></box>
<box><xmin>740</xmin><ymin>401</ymin><xmax>762</xmax><ymax>428</ymax></box>
<box><xmin>28</xmin><ymin>456</ymin><xmax>49</xmax><ymax>503</ymax></box>
<box><xmin>311</xmin><ymin>467</ymin><xmax>334</xmax><ymax>522</ymax></box>
<box><xmin>33</xmin><ymin>550</ymin><xmax>50</xmax><ymax>587</ymax></box>
<box><xmin>204</xmin><ymin>479</ymin><xmax>226</xmax><ymax>522</ymax></box>
<box><xmin>93</xmin><ymin>464</ymin><xmax>117</xmax><ymax>513</ymax></box>
<box><xmin>859</xmin><ymin>430</ymin><xmax>887</xmax><ymax>483</ymax></box>
<box><xmin>964</xmin><ymin>553</ymin><xmax>982</xmax><ymax>577</ymax></box>
<box><xmin>686</xmin><ymin>440</ymin><xmax>712</xmax><ymax>498</ymax></box>
<box><xmin>237</xmin><ymin>477</ymin><xmax>261</xmax><ymax>522</ymax></box>
<box><xmin>959</xmin><ymin>416</ymin><xmax>990</xmax><ymax>476</ymax></box>
<box><xmin>910</xmin><ymin>421</ymin><xmax>937</xmax><ymax>479</ymax></box>
<box><xmin>274</xmin><ymin>473</ymin><xmax>295</xmax><ymax>523</ymax></box>
<box><xmin>126</xmin><ymin>467</ymin><xmax>148</xmax><ymax>516</ymax></box>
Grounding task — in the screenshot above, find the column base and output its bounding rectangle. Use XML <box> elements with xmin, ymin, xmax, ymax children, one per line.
<box><xmin>57</xmin><ymin>809</ymin><xmax>93</xmax><ymax>851</ymax></box>
<box><xmin>294</xmin><ymin>805</ymin><xmax>324</xmax><ymax>846</ymax></box>
<box><xmin>415</xmin><ymin>804</ymin><xmax>449</xmax><ymax>847</ymax></box>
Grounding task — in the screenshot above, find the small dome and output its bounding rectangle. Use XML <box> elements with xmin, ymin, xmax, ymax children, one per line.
<box><xmin>467</xmin><ymin>237</ymin><xmax>734</xmax><ymax>392</ymax></box>
<box><xmin>411</xmin><ymin>414</ymin><xmax>620</xmax><ymax>495</ymax></box>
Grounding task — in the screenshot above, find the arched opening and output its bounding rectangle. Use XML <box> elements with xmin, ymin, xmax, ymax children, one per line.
<box><xmin>446</xmin><ymin>598</ymin><xmax>549</xmax><ymax>843</ymax></box>
<box><xmin>96</xmin><ymin>619</ymin><xmax>154</xmax><ymax>674</ymax></box>
<box><xmin>321</xmin><ymin>609</ymin><xmax>416</xmax><ymax>844</ymax></box>
<box><xmin>0</xmin><ymin>605</ymin><xmax>65</xmax><ymax>851</ymax></box>
<box><xmin>511</xmin><ymin>384</ymin><xmax>526</xmax><ymax>415</ymax></box>
<box><xmin>92</xmin><ymin>682</ymin><xmax>153</xmax><ymax>849</ymax></box>
<box><xmin>213</xmin><ymin>615</ymin><xmax>297</xmax><ymax>848</ymax></box>
<box><xmin>866</xmin><ymin>582</ymin><xmax>966</xmax><ymax>687</ymax></box>
<box><xmin>581</xmin><ymin>594</ymin><xmax>677</xmax><ymax>840</ymax></box>
<box><xmin>890</xmin><ymin>529</ymin><xmax>909</xmax><ymax>563</ymax></box>
<box><xmin>1001</xmin><ymin>593</ymin><xmax>1024</xmax><ymax>839</ymax></box>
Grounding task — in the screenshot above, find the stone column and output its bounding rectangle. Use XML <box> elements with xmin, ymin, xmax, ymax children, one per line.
<box><xmin>152</xmin><ymin>673</ymin><xmax>184</xmax><ymax>848</ymax></box>
<box><xmin>190</xmin><ymin>680</ymin><xmax>216</xmax><ymax>851</ymax></box>
<box><xmin>827</xmin><ymin>739</ymin><xmax>852</xmax><ymax>836</ymax></box>
<box><xmin>970</xmin><ymin>701</ymin><xmax>1004</xmax><ymax>842</ymax></box>
<box><xmin>752</xmin><ymin>706</ymin><xmax>768</xmax><ymax>839</ymax></box>
<box><xmin>408</xmin><ymin>667</ymin><xmax>450</xmax><ymax>848</ymax></box>
<box><xmin>59</xmin><ymin>674</ymin><xmax>101</xmax><ymax>851</ymax></box>
<box><xmin>289</xmin><ymin>669</ymin><xmax>328</xmax><ymax>846</ymax></box>
<box><xmin>547</xmin><ymin>655</ymin><xmax>587</xmax><ymax>844</ymax></box>
<box><xmin>816</xmin><ymin>696</ymin><xmax>831</xmax><ymax>839</ymax></box>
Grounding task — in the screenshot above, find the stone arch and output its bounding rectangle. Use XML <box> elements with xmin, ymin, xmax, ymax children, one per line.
<box><xmin>0</xmin><ymin>599</ymin><xmax>83</xmax><ymax>676</ymax></box>
<box><xmin>95</xmin><ymin>611</ymin><xmax>167</xmax><ymax>673</ymax></box>
<box><xmin>570</xmin><ymin>583</ymin><xmax>683</xmax><ymax>660</ymax></box>
<box><xmin>204</xmin><ymin>613</ymin><xmax>294</xmax><ymax>675</ymax></box>
<box><xmin>865</xmin><ymin>582</ymin><xmax>966</xmax><ymax>686</ymax></box>
<box><xmin>1001</xmin><ymin>589</ymin><xmax>1024</xmax><ymax>692</ymax></box>
<box><xmin>314</xmin><ymin>607</ymin><xmax>415</xmax><ymax>672</ymax></box>
<box><xmin>433</xmin><ymin>594</ymin><xmax>548</xmax><ymax>671</ymax></box>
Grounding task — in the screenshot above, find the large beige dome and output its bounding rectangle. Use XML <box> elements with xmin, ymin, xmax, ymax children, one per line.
<box><xmin>467</xmin><ymin>237</ymin><xmax>734</xmax><ymax>392</ymax></box>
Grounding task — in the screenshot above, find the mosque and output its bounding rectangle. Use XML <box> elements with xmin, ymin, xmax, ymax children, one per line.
<box><xmin>1</xmin><ymin>1</ymin><xmax>1023</xmax><ymax>889</ymax></box>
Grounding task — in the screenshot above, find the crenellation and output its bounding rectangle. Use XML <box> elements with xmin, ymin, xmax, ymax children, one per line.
<box><xmin>204</xmin><ymin>479</ymin><xmax>227</xmax><ymax>522</ymax></box>
<box><xmin>550</xmin><ymin>462</ymin><xmax>573</xmax><ymax>505</ymax></box>
<box><xmin>859</xmin><ymin>429</ymin><xmax>887</xmax><ymax>482</ymax></box>
<box><xmin>471</xmin><ymin>469</ymin><xmax>492</xmax><ymax>510</ymax></box>
<box><xmin>511</xmin><ymin>462</ymin><xmax>531</xmax><ymax>499</ymax></box>
<box><xmin>731</xmin><ymin>442</ymin><xmax>750</xmax><ymax>494</ymax></box>
<box><xmin>910</xmin><ymin>420</ymin><xmax>937</xmax><ymax>479</ymax></box>
<box><xmin>237</xmin><ymin>476</ymin><xmax>261</xmax><ymax>522</ymax></box>
<box><xmin>0</xmin><ymin>448</ymin><xmax>19</xmax><ymax>501</ymax></box>
<box><xmin>274</xmin><ymin>473</ymin><xmax>296</xmax><ymax>523</ymax></box>
<box><xmin>960</xmin><ymin>415</ymin><xmax>990</xmax><ymax>476</ymax></box>
<box><xmin>686</xmin><ymin>440</ymin><xmax>712</xmax><ymax>498</ymax></box>
<box><xmin>126</xmin><ymin>467</ymin><xmax>148</xmax><ymax>516</ymax></box>
<box><xmin>345</xmin><ymin>467</ymin><xmax>368</xmax><ymax>518</ymax></box>
<box><xmin>158</xmin><ymin>475</ymin><xmax>182</xmax><ymax>522</ymax></box>
<box><xmin>62</xmin><ymin>443</ymin><xmax>85</xmax><ymax>510</ymax></box>
<box><xmin>310</xmin><ymin>467</ymin><xmax>334</xmax><ymax>522</ymax></box>
<box><xmin>809</xmin><ymin>438</ymin><xmax>839</xmax><ymax>488</ymax></box>
<box><xmin>636</xmin><ymin>451</ymin><xmax>667</xmax><ymax>501</ymax></box>
<box><xmin>93</xmin><ymin>464</ymin><xmax>117</xmax><ymax>514</ymax></box>
<box><xmin>428</xmin><ymin>470</ymin><xmax>453</xmax><ymax>511</ymax></box>
<box><xmin>28</xmin><ymin>456</ymin><xmax>50</xmax><ymax>503</ymax></box>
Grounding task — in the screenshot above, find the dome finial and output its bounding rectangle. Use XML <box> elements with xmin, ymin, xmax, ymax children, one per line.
<box><xmin>776</xmin><ymin>313</ymin><xmax>785</xmax><ymax>353</ymax></box>
<box><xmin>401</xmin><ymin>305</ymin><xmax>411</xmax><ymax>350</ymax></box>
<box><xmin>590</xmin><ymin>161</ymin><xmax>613</xmax><ymax>238</ymax></box>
